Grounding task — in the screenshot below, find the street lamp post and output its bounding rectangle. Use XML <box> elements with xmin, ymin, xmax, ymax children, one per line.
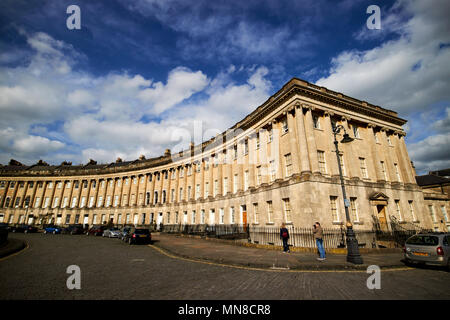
<box><xmin>333</xmin><ymin>124</ymin><xmax>364</xmax><ymax>264</ymax></box>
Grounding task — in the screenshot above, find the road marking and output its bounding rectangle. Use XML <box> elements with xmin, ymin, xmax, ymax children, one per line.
<box><xmin>0</xmin><ymin>241</ymin><xmax>29</xmax><ymax>262</ymax></box>
<box><xmin>147</xmin><ymin>244</ymin><xmax>414</xmax><ymax>273</ymax></box>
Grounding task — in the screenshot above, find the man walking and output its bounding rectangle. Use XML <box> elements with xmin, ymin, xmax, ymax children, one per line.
<box><xmin>280</xmin><ymin>223</ymin><xmax>290</xmax><ymax>253</ymax></box>
<box><xmin>313</xmin><ymin>222</ymin><xmax>326</xmax><ymax>261</ymax></box>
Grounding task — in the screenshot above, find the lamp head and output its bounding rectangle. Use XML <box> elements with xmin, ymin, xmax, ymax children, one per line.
<box><xmin>340</xmin><ymin>133</ymin><xmax>354</xmax><ymax>144</ymax></box>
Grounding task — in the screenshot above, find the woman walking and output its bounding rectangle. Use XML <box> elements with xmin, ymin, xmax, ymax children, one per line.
<box><xmin>280</xmin><ymin>223</ymin><xmax>290</xmax><ymax>253</ymax></box>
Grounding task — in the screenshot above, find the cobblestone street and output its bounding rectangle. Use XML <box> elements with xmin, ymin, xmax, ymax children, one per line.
<box><xmin>1</xmin><ymin>233</ymin><xmax>449</xmax><ymax>300</ymax></box>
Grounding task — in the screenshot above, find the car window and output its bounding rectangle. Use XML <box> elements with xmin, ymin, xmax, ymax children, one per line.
<box><xmin>406</xmin><ymin>235</ymin><xmax>439</xmax><ymax>246</ymax></box>
<box><xmin>444</xmin><ymin>236</ymin><xmax>449</xmax><ymax>246</ymax></box>
<box><xmin>135</xmin><ymin>229</ymin><xmax>149</xmax><ymax>234</ymax></box>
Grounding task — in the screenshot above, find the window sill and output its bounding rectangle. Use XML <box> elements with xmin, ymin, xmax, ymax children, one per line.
<box><xmin>266</xmin><ymin>222</ymin><xmax>274</xmax><ymax>225</ymax></box>
<box><xmin>332</xmin><ymin>221</ymin><xmax>344</xmax><ymax>225</ymax></box>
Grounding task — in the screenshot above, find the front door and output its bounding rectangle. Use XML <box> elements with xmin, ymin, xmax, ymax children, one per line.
<box><xmin>377</xmin><ymin>205</ymin><xmax>388</xmax><ymax>231</ymax></box>
<box><xmin>239</xmin><ymin>205</ymin><xmax>247</xmax><ymax>232</ymax></box>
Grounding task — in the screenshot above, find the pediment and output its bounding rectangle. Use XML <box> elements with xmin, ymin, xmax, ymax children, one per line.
<box><xmin>369</xmin><ymin>192</ymin><xmax>389</xmax><ymax>201</ymax></box>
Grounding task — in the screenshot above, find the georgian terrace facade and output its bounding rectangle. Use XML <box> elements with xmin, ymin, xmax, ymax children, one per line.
<box><xmin>0</xmin><ymin>78</ymin><xmax>438</xmax><ymax>231</ymax></box>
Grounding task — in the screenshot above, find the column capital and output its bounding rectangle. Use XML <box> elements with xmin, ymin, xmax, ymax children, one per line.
<box><xmin>301</xmin><ymin>103</ymin><xmax>315</xmax><ymax>111</ymax></box>
<box><xmin>323</xmin><ymin>110</ymin><xmax>334</xmax><ymax>117</ymax></box>
<box><xmin>367</xmin><ymin>123</ymin><xmax>376</xmax><ymax>128</ymax></box>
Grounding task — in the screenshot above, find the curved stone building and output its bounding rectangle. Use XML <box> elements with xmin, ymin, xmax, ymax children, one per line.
<box><xmin>0</xmin><ymin>78</ymin><xmax>445</xmax><ymax>231</ymax></box>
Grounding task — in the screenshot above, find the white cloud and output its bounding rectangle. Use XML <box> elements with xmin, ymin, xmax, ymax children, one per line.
<box><xmin>408</xmin><ymin>133</ymin><xmax>450</xmax><ymax>174</ymax></box>
<box><xmin>433</xmin><ymin>107</ymin><xmax>450</xmax><ymax>133</ymax></box>
<box><xmin>316</xmin><ymin>0</ymin><xmax>450</xmax><ymax>114</ymax></box>
<box><xmin>315</xmin><ymin>0</ymin><xmax>450</xmax><ymax>173</ymax></box>
<box><xmin>0</xmin><ymin>27</ymin><xmax>275</xmax><ymax>166</ymax></box>
<box><xmin>12</xmin><ymin>135</ymin><xmax>65</xmax><ymax>155</ymax></box>
<box><xmin>138</xmin><ymin>67</ymin><xmax>209</xmax><ymax>115</ymax></box>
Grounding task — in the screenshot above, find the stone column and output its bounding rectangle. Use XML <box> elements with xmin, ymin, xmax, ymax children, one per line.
<box><xmin>75</xmin><ymin>180</ymin><xmax>83</xmax><ymax>208</ymax></box>
<box><xmin>93</xmin><ymin>179</ymin><xmax>101</xmax><ymax>207</ymax></box>
<box><xmin>49</xmin><ymin>180</ymin><xmax>58</xmax><ymax>209</ymax></box>
<box><xmin>395</xmin><ymin>132</ymin><xmax>415</xmax><ymax>184</ymax></box>
<box><xmin>0</xmin><ymin>181</ymin><xmax>11</xmax><ymax>208</ymax></box>
<box><xmin>10</xmin><ymin>181</ymin><xmax>20</xmax><ymax>208</ymax></box>
<box><xmin>303</xmin><ymin>105</ymin><xmax>320</xmax><ymax>174</ymax></box>
<box><xmin>287</xmin><ymin>106</ymin><xmax>300</xmax><ymax>175</ymax></box>
<box><xmin>115</xmin><ymin>177</ymin><xmax>124</xmax><ymax>208</ymax></box>
<box><xmin>322</xmin><ymin>110</ymin><xmax>336</xmax><ymax>175</ymax></box>
<box><xmin>19</xmin><ymin>180</ymin><xmax>29</xmax><ymax>208</ymax></box>
<box><xmin>380</xmin><ymin>128</ymin><xmax>395</xmax><ymax>182</ymax></box>
<box><xmin>367</xmin><ymin>124</ymin><xmax>383</xmax><ymax>181</ymax></box>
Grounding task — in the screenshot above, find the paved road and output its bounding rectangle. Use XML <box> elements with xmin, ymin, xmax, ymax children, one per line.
<box><xmin>0</xmin><ymin>233</ymin><xmax>449</xmax><ymax>300</ymax></box>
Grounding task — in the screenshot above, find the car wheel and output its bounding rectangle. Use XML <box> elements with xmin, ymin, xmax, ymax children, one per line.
<box><xmin>53</xmin><ymin>230</ymin><xmax>56</xmax><ymax>234</ymax></box>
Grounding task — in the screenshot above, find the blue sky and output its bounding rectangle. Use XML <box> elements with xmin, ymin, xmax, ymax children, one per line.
<box><xmin>0</xmin><ymin>0</ymin><xmax>449</xmax><ymax>174</ymax></box>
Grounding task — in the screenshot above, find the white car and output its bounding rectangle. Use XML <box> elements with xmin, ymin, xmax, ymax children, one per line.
<box><xmin>102</xmin><ymin>228</ymin><xmax>121</xmax><ymax>238</ymax></box>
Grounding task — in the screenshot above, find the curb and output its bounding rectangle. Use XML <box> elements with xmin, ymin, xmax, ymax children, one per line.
<box><xmin>0</xmin><ymin>238</ymin><xmax>27</xmax><ymax>259</ymax></box>
<box><xmin>151</xmin><ymin>242</ymin><xmax>409</xmax><ymax>272</ymax></box>
<box><xmin>162</xmin><ymin>233</ymin><xmax>403</xmax><ymax>255</ymax></box>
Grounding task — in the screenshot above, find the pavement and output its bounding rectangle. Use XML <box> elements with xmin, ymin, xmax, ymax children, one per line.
<box><xmin>0</xmin><ymin>237</ymin><xmax>27</xmax><ymax>259</ymax></box>
<box><xmin>151</xmin><ymin>233</ymin><xmax>407</xmax><ymax>271</ymax></box>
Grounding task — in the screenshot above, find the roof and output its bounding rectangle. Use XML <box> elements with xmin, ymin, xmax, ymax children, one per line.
<box><xmin>415</xmin><ymin>174</ymin><xmax>450</xmax><ymax>186</ymax></box>
<box><xmin>429</xmin><ymin>168</ymin><xmax>450</xmax><ymax>178</ymax></box>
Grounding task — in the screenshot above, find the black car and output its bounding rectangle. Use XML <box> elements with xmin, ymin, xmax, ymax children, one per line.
<box><xmin>63</xmin><ymin>224</ymin><xmax>85</xmax><ymax>235</ymax></box>
<box><xmin>10</xmin><ymin>224</ymin><xmax>38</xmax><ymax>233</ymax></box>
<box><xmin>123</xmin><ymin>227</ymin><xmax>152</xmax><ymax>245</ymax></box>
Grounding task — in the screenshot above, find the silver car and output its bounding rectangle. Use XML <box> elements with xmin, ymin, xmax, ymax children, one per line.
<box><xmin>102</xmin><ymin>228</ymin><xmax>121</xmax><ymax>238</ymax></box>
<box><xmin>404</xmin><ymin>233</ymin><xmax>450</xmax><ymax>269</ymax></box>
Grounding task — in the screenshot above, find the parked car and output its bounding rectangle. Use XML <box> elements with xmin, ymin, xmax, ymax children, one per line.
<box><xmin>43</xmin><ymin>225</ymin><xmax>62</xmax><ymax>234</ymax></box>
<box><xmin>86</xmin><ymin>225</ymin><xmax>106</xmax><ymax>236</ymax></box>
<box><xmin>404</xmin><ymin>233</ymin><xmax>450</xmax><ymax>270</ymax></box>
<box><xmin>63</xmin><ymin>224</ymin><xmax>85</xmax><ymax>235</ymax></box>
<box><xmin>103</xmin><ymin>227</ymin><xmax>121</xmax><ymax>238</ymax></box>
<box><xmin>10</xmin><ymin>224</ymin><xmax>38</xmax><ymax>233</ymax></box>
<box><xmin>119</xmin><ymin>226</ymin><xmax>132</xmax><ymax>241</ymax></box>
<box><xmin>123</xmin><ymin>227</ymin><xmax>152</xmax><ymax>245</ymax></box>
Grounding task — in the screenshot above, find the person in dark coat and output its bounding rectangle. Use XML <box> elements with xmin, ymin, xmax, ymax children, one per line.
<box><xmin>280</xmin><ymin>223</ymin><xmax>290</xmax><ymax>253</ymax></box>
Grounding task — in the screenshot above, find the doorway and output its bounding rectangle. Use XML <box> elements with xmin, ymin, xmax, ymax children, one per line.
<box><xmin>376</xmin><ymin>205</ymin><xmax>388</xmax><ymax>231</ymax></box>
<box><xmin>157</xmin><ymin>212</ymin><xmax>163</xmax><ymax>230</ymax></box>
